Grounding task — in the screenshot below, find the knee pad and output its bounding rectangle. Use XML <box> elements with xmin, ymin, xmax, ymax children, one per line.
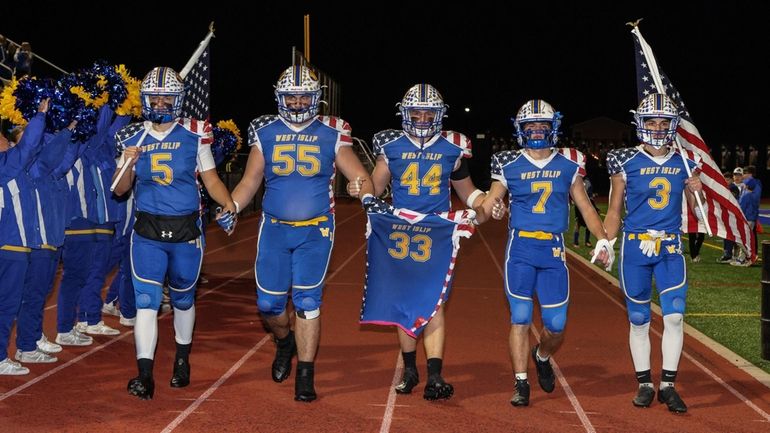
<box><xmin>257</xmin><ymin>293</ymin><xmax>286</xmax><ymax>316</ymax></box>
<box><xmin>541</xmin><ymin>304</ymin><xmax>568</xmax><ymax>333</ymax></box>
<box><xmin>510</xmin><ymin>300</ymin><xmax>533</xmax><ymax>325</ymax></box>
<box><xmin>136</xmin><ymin>293</ymin><xmax>154</xmax><ymax>309</ymax></box>
<box><xmin>626</xmin><ymin>299</ymin><xmax>651</xmax><ymax>326</ymax></box>
<box><xmin>171</xmin><ymin>293</ymin><xmax>194</xmax><ymax>311</ymax></box>
<box><xmin>295</xmin><ymin>296</ymin><xmax>320</xmax><ymax>320</ymax></box>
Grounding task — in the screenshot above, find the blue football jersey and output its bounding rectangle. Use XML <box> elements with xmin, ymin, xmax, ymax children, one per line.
<box><xmin>491</xmin><ymin>148</ymin><xmax>585</xmax><ymax>234</ymax></box>
<box><xmin>374</xmin><ymin>130</ymin><xmax>471</xmax><ymax>213</ymax></box>
<box><xmin>116</xmin><ymin>119</ymin><xmax>214</xmax><ymax>216</ymax></box>
<box><xmin>607</xmin><ymin>145</ymin><xmax>698</xmax><ymax>233</ymax></box>
<box><xmin>248</xmin><ymin>115</ymin><xmax>352</xmax><ymax>221</ymax></box>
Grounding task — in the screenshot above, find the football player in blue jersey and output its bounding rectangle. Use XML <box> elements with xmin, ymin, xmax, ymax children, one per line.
<box><xmin>349</xmin><ymin>83</ymin><xmax>487</xmax><ymax>401</ymax></box>
<box><xmin>474</xmin><ymin>99</ymin><xmax>613</xmax><ymax>407</ymax></box>
<box><xmin>230</xmin><ymin>65</ymin><xmax>373</xmax><ymax>402</ymax></box>
<box><xmin>603</xmin><ymin>93</ymin><xmax>703</xmax><ymax>413</ymax></box>
<box><xmin>112</xmin><ymin>67</ymin><xmax>236</xmax><ymax>400</ymax></box>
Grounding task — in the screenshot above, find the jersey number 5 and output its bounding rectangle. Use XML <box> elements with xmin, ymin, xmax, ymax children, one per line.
<box><xmin>151</xmin><ymin>153</ymin><xmax>173</xmax><ymax>186</ymax></box>
<box><xmin>388</xmin><ymin>232</ymin><xmax>432</xmax><ymax>262</ymax></box>
<box><xmin>272</xmin><ymin>144</ymin><xmax>321</xmax><ymax>176</ymax></box>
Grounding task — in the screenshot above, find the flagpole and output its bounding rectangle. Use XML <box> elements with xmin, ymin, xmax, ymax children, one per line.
<box><xmin>631</xmin><ymin>25</ymin><xmax>713</xmax><ymax>236</ymax></box>
<box><xmin>181</xmin><ymin>22</ymin><xmax>215</xmax><ymax>79</ymax></box>
<box><xmin>112</xmin><ymin>23</ymin><xmax>215</xmax><ymax>192</ymax></box>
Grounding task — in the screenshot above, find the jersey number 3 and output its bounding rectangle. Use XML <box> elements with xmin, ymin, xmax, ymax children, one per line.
<box><xmin>388</xmin><ymin>232</ymin><xmax>432</xmax><ymax>262</ymax></box>
<box><xmin>648</xmin><ymin>177</ymin><xmax>671</xmax><ymax>210</ymax></box>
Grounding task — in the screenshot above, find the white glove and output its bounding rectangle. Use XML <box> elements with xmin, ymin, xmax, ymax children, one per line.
<box><xmin>590</xmin><ymin>238</ymin><xmax>616</xmax><ymax>271</ymax></box>
<box><xmin>639</xmin><ymin>230</ymin><xmax>665</xmax><ymax>257</ymax></box>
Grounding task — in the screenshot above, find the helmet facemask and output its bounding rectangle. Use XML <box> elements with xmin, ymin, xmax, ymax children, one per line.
<box><xmin>275</xmin><ymin>66</ymin><xmax>323</xmax><ymax>124</ymax></box>
<box><xmin>633</xmin><ymin>93</ymin><xmax>680</xmax><ymax>148</ymax></box>
<box><xmin>513</xmin><ymin>99</ymin><xmax>561</xmax><ymax>149</ymax></box>
<box><xmin>140</xmin><ymin>67</ymin><xmax>186</xmax><ymax>124</ymax></box>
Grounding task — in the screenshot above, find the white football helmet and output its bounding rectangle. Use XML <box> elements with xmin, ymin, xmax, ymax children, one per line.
<box><xmin>274</xmin><ymin>65</ymin><xmax>323</xmax><ymax>124</ymax></box>
<box><xmin>140</xmin><ymin>67</ymin><xmax>186</xmax><ymax>123</ymax></box>
<box><xmin>633</xmin><ymin>93</ymin><xmax>680</xmax><ymax>148</ymax></box>
<box><xmin>513</xmin><ymin>99</ymin><xmax>561</xmax><ymax>149</ymax></box>
<box><xmin>398</xmin><ymin>84</ymin><xmax>446</xmax><ymax>139</ymax></box>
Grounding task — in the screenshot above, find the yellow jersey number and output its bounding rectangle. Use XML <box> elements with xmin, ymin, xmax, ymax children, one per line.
<box><xmin>401</xmin><ymin>162</ymin><xmax>442</xmax><ymax>196</ymax></box>
<box><xmin>272</xmin><ymin>144</ymin><xmax>321</xmax><ymax>176</ymax></box>
<box><xmin>648</xmin><ymin>177</ymin><xmax>671</xmax><ymax>210</ymax></box>
<box><xmin>531</xmin><ymin>181</ymin><xmax>552</xmax><ymax>214</ymax></box>
<box><xmin>151</xmin><ymin>153</ymin><xmax>173</xmax><ymax>186</ymax></box>
<box><xmin>388</xmin><ymin>232</ymin><xmax>432</xmax><ymax>262</ymax></box>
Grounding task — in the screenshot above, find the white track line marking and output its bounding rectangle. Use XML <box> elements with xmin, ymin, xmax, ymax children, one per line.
<box><xmin>380</xmin><ymin>352</ymin><xmax>404</xmax><ymax>433</ymax></box>
<box><xmin>1</xmin><ymin>268</ymin><xmax>253</xmax><ymax>401</ymax></box>
<box><xmin>567</xmin><ymin>249</ymin><xmax>770</xmax><ymax>422</ymax></box>
<box><xmin>161</xmin><ymin>335</ymin><xmax>271</xmax><ymax>433</ymax></box>
<box><xmin>477</xmin><ymin>227</ymin><xmax>596</xmax><ymax>433</ymax></box>
<box><xmin>163</xmin><ymin>228</ymin><xmax>366</xmax><ymax>430</ymax></box>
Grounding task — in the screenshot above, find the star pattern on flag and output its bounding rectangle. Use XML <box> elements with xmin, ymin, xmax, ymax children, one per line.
<box><xmin>365</xmin><ymin>197</ymin><xmax>395</xmax><ymax>215</ymax></box>
<box><xmin>115</xmin><ymin>123</ymin><xmax>145</xmax><ymax>150</ymax></box>
<box><xmin>373</xmin><ymin>129</ymin><xmax>404</xmax><ymax>154</ymax></box>
<box><xmin>633</xmin><ymin>37</ymin><xmax>691</xmax><ymax>119</ymax></box>
<box><xmin>181</xmin><ymin>45</ymin><xmax>210</xmax><ymax>120</ymax></box>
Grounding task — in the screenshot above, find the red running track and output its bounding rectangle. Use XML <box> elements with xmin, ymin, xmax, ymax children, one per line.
<box><xmin>1</xmin><ymin>199</ymin><xmax>769</xmax><ymax>432</ymax></box>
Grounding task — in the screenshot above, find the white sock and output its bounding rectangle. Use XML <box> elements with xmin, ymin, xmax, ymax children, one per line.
<box><xmin>662</xmin><ymin>313</ymin><xmax>684</xmax><ymax>371</ymax></box>
<box><xmin>135</xmin><ymin>309</ymin><xmax>158</xmax><ymax>359</ymax></box>
<box><xmin>173</xmin><ymin>305</ymin><xmax>196</xmax><ymax>345</ymax></box>
<box><xmin>515</xmin><ymin>372</ymin><xmax>528</xmax><ymax>381</ymax></box>
<box><xmin>629</xmin><ymin>322</ymin><xmax>651</xmax><ymax>372</ymax></box>
<box><xmin>660</xmin><ymin>381</ymin><xmax>675</xmax><ymax>389</ymax></box>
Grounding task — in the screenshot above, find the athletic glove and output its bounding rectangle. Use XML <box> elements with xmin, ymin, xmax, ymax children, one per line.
<box><xmin>591</xmin><ymin>238</ymin><xmax>616</xmax><ymax>271</ymax></box>
<box><xmin>216</xmin><ymin>208</ymin><xmax>237</xmax><ymax>235</ymax></box>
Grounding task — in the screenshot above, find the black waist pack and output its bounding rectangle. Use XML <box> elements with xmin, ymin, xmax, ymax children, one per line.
<box><xmin>134</xmin><ymin>211</ymin><xmax>200</xmax><ymax>243</ymax></box>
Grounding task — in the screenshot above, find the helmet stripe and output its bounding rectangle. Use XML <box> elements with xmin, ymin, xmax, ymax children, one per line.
<box><xmin>157</xmin><ymin>67</ymin><xmax>166</xmax><ymax>88</ymax></box>
<box><xmin>294</xmin><ymin>66</ymin><xmax>301</xmax><ymax>86</ymax></box>
<box><xmin>533</xmin><ymin>99</ymin><xmax>540</xmax><ymax>114</ymax></box>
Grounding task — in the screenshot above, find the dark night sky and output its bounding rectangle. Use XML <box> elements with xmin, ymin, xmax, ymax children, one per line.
<box><xmin>4</xmin><ymin>2</ymin><xmax>765</xmax><ymax>147</ymax></box>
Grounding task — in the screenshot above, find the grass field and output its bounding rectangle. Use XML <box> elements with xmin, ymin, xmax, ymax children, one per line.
<box><xmin>568</xmin><ymin>203</ymin><xmax>770</xmax><ymax>374</ymax></box>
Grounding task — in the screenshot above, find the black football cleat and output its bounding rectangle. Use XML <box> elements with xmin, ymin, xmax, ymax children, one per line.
<box><xmin>272</xmin><ymin>332</ymin><xmax>296</xmax><ymax>383</ymax></box>
<box><xmin>658</xmin><ymin>386</ymin><xmax>687</xmax><ymax>413</ymax></box>
<box><xmin>170</xmin><ymin>357</ymin><xmax>190</xmax><ymax>388</ymax></box>
<box><xmin>423</xmin><ymin>374</ymin><xmax>454</xmax><ymax>401</ymax></box>
<box><xmin>394</xmin><ymin>368</ymin><xmax>419</xmax><ymax>394</ymax></box>
<box><xmin>632</xmin><ymin>385</ymin><xmax>655</xmax><ymax>407</ymax></box>
<box><xmin>127</xmin><ymin>376</ymin><xmax>155</xmax><ymax>400</ymax></box>
<box><xmin>531</xmin><ymin>345</ymin><xmax>556</xmax><ymax>393</ymax></box>
<box><xmin>294</xmin><ymin>367</ymin><xmax>317</xmax><ymax>402</ymax></box>
<box><xmin>510</xmin><ymin>379</ymin><xmax>530</xmax><ymax>407</ymax></box>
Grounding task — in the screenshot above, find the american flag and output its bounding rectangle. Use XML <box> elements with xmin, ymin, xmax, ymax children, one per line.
<box><xmin>631</xmin><ymin>25</ymin><xmax>754</xmax><ymax>260</ymax></box>
<box><xmin>181</xmin><ymin>42</ymin><xmax>210</xmax><ymax>120</ymax></box>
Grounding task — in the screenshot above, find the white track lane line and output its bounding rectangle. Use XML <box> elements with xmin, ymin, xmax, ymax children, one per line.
<box><xmin>379</xmin><ymin>352</ymin><xmax>404</xmax><ymax>433</ymax></box>
<box><xmin>161</xmin><ymin>335</ymin><xmax>271</xmax><ymax>433</ymax></box>
<box><xmin>477</xmin><ymin>227</ymin><xmax>596</xmax><ymax>433</ymax></box>
<box><xmin>161</xmin><ymin>232</ymin><xmax>368</xmax><ymax>430</ymax></box>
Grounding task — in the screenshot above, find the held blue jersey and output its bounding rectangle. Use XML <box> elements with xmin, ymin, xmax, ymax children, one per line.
<box><xmin>491</xmin><ymin>148</ymin><xmax>585</xmax><ymax>234</ymax></box>
<box><xmin>374</xmin><ymin>130</ymin><xmax>471</xmax><ymax>213</ymax></box>
<box><xmin>116</xmin><ymin>119</ymin><xmax>215</xmax><ymax>216</ymax></box>
<box><xmin>248</xmin><ymin>115</ymin><xmax>352</xmax><ymax>221</ymax></box>
<box><xmin>607</xmin><ymin>145</ymin><xmax>698</xmax><ymax>233</ymax></box>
